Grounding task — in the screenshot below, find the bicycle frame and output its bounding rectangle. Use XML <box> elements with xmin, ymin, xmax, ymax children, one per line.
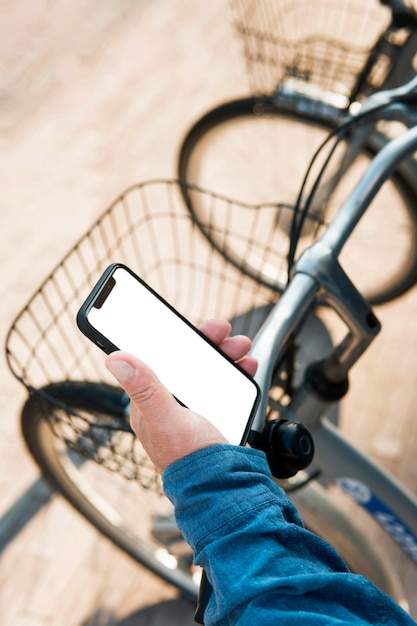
<box><xmin>250</xmin><ymin>100</ymin><xmax>417</xmax><ymax>565</ymax></box>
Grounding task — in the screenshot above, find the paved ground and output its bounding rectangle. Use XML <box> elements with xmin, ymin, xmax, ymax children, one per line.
<box><xmin>0</xmin><ymin>1</ymin><xmax>416</xmax><ymax>625</ymax></box>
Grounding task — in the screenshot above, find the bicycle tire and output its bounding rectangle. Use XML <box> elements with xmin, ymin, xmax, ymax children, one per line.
<box><xmin>21</xmin><ymin>380</ymin><xmax>406</xmax><ymax>608</ymax></box>
<box><xmin>21</xmin><ymin>382</ymin><xmax>199</xmax><ymax>602</ymax></box>
<box><xmin>178</xmin><ymin>97</ymin><xmax>417</xmax><ymax>305</ymax></box>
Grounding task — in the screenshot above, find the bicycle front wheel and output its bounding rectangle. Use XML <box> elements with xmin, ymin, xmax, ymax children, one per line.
<box><xmin>21</xmin><ymin>382</ymin><xmax>200</xmax><ymax>602</ymax></box>
<box><xmin>22</xmin><ymin>380</ymin><xmax>406</xmax><ymax>608</ymax></box>
<box><xmin>178</xmin><ymin>97</ymin><xmax>417</xmax><ymax>305</ymax></box>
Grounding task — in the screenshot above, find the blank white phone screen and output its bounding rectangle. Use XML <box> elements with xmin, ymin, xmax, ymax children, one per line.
<box><xmin>88</xmin><ymin>267</ymin><xmax>259</xmax><ymax>444</ymax></box>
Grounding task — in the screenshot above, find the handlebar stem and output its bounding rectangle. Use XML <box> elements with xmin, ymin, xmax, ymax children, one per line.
<box><xmin>252</xmin><ymin>243</ymin><xmax>381</xmax><ymax>432</ymax></box>
<box><xmin>294</xmin><ymin>242</ymin><xmax>381</xmax><ymax>381</ymax></box>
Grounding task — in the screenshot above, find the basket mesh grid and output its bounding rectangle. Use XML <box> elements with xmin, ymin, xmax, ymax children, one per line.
<box><xmin>230</xmin><ymin>0</ymin><xmax>391</xmax><ymax>97</ymax></box>
<box><xmin>7</xmin><ymin>180</ymin><xmax>287</xmax><ymax>484</ymax></box>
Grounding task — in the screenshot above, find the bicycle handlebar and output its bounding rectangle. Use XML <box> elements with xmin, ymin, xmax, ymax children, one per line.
<box><xmin>359</xmin><ymin>74</ymin><xmax>417</xmax><ymax>114</ymax></box>
<box><xmin>321</xmin><ymin>122</ymin><xmax>417</xmax><ymax>253</ymax></box>
<box><xmin>251</xmin><ymin>273</ymin><xmax>318</xmax><ymax>431</ymax></box>
<box><xmin>252</xmin><ymin>116</ymin><xmax>417</xmax><ymax>433</ymax></box>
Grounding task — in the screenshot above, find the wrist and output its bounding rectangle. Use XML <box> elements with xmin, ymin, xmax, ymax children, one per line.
<box><xmin>162</xmin><ymin>445</ymin><xmax>283</xmax><ymax>551</ymax></box>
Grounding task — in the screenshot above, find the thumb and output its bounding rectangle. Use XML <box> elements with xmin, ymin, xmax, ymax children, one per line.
<box><xmin>105</xmin><ymin>351</ymin><xmax>179</xmax><ymax>423</ymax></box>
<box><xmin>105</xmin><ymin>350</ymin><xmax>228</xmax><ymax>472</ymax></box>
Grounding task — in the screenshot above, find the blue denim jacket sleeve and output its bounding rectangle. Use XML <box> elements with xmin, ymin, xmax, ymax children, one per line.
<box><xmin>163</xmin><ymin>445</ymin><xmax>415</xmax><ymax>626</ymax></box>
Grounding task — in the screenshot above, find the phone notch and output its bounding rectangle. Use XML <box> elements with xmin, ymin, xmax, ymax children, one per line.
<box><xmin>94</xmin><ymin>276</ymin><xmax>116</xmax><ymax>309</ymax></box>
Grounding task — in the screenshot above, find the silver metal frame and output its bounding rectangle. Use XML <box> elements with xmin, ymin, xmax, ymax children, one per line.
<box><xmin>251</xmin><ymin>83</ymin><xmax>417</xmax><ymax>565</ymax></box>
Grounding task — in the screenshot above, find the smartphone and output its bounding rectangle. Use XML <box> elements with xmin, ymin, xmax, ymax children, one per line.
<box><xmin>76</xmin><ymin>263</ymin><xmax>260</xmax><ymax>445</ymax></box>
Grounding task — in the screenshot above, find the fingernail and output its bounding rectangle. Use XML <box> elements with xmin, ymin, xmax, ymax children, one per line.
<box><xmin>106</xmin><ymin>359</ymin><xmax>135</xmax><ymax>384</ymax></box>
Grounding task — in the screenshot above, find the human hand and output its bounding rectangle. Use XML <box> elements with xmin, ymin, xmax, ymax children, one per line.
<box><xmin>105</xmin><ymin>319</ymin><xmax>257</xmax><ymax>472</ymax></box>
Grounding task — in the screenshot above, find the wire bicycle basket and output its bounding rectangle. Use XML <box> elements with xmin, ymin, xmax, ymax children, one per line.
<box><xmin>6</xmin><ymin>179</ymin><xmax>302</xmax><ymax>487</ymax></box>
<box><xmin>229</xmin><ymin>0</ymin><xmax>392</xmax><ymax>99</ymax></box>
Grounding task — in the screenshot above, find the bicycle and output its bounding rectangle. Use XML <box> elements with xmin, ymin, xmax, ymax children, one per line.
<box><xmin>5</xmin><ymin>172</ymin><xmax>417</xmax><ymax>614</ymax></box>
<box><xmin>178</xmin><ymin>0</ymin><xmax>417</xmax><ymax>306</ymax></box>
<box><xmin>4</xmin><ymin>2</ymin><xmax>417</xmax><ymax>622</ymax></box>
